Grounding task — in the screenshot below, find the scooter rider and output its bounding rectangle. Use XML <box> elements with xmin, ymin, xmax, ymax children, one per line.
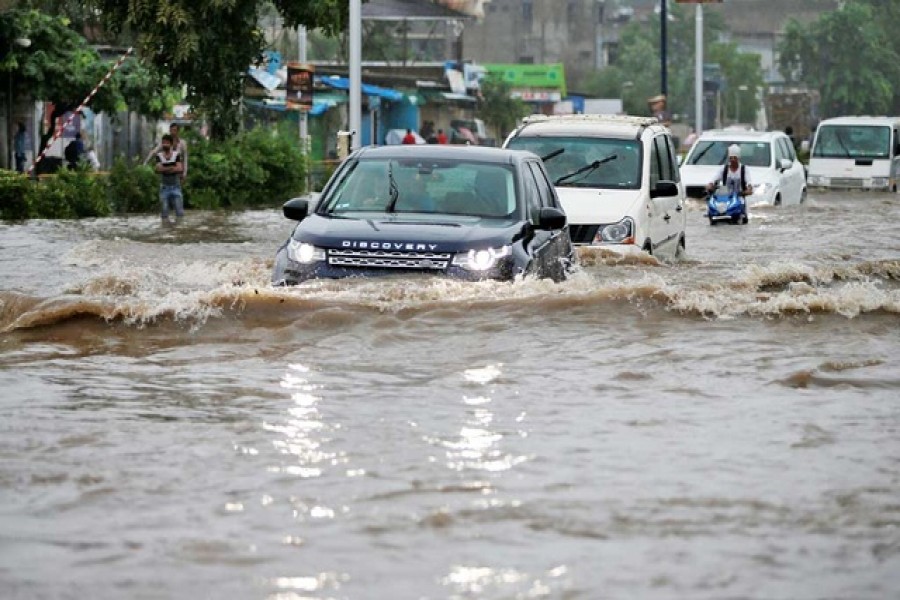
<box><xmin>706</xmin><ymin>144</ymin><xmax>753</xmax><ymax>196</ymax></box>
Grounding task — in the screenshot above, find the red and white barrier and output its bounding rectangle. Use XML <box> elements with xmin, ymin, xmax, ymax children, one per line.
<box><xmin>27</xmin><ymin>47</ymin><xmax>134</xmax><ymax>175</ymax></box>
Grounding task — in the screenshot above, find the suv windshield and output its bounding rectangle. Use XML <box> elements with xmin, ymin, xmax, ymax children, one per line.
<box><xmin>320</xmin><ymin>158</ymin><xmax>518</xmax><ymax>219</ymax></box>
<box><xmin>686</xmin><ymin>141</ymin><xmax>772</xmax><ymax>167</ymax></box>
<box><xmin>506</xmin><ymin>136</ymin><xmax>641</xmax><ymax>189</ymax></box>
<box><xmin>812</xmin><ymin>125</ymin><xmax>891</xmax><ymax>159</ymax></box>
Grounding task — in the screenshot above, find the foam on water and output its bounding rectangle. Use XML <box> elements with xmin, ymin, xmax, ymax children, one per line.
<box><xmin>2</xmin><ymin>253</ymin><xmax>898</xmax><ymax>333</ymax></box>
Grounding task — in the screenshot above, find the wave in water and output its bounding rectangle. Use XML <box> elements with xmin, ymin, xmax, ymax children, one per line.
<box><xmin>1</xmin><ymin>257</ymin><xmax>898</xmax><ymax>332</ymax></box>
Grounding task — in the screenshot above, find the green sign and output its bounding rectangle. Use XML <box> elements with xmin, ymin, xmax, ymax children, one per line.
<box><xmin>483</xmin><ymin>64</ymin><xmax>567</xmax><ymax>97</ymax></box>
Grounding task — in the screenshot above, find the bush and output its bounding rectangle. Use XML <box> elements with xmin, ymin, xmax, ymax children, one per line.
<box><xmin>185</xmin><ymin>125</ymin><xmax>307</xmax><ymax>209</ymax></box>
<box><xmin>27</xmin><ymin>168</ymin><xmax>110</xmax><ymax>219</ymax></box>
<box><xmin>0</xmin><ymin>170</ymin><xmax>30</xmax><ymax>221</ymax></box>
<box><xmin>108</xmin><ymin>157</ymin><xmax>158</xmax><ymax>213</ymax></box>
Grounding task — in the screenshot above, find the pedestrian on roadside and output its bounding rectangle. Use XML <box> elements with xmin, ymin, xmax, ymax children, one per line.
<box><xmin>436</xmin><ymin>129</ymin><xmax>448</xmax><ymax>144</ymax></box>
<box><xmin>401</xmin><ymin>129</ymin><xmax>417</xmax><ymax>145</ymax></box>
<box><xmin>154</xmin><ymin>134</ymin><xmax>185</xmax><ymax>224</ymax></box>
<box><xmin>13</xmin><ymin>122</ymin><xmax>27</xmax><ymax>173</ymax></box>
<box><xmin>145</xmin><ymin>122</ymin><xmax>188</xmax><ymax>181</ymax></box>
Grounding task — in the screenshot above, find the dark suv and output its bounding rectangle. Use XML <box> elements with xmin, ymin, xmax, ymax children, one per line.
<box><xmin>272</xmin><ymin>145</ymin><xmax>573</xmax><ymax>285</ymax></box>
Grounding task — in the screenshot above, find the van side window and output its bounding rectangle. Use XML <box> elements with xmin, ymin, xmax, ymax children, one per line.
<box><xmin>649</xmin><ymin>138</ymin><xmax>661</xmax><ymax>189</ymax></box>
<box><xmin>652</xmin><ymin>136</ymin><xmax>673</xmax><ymax>183</ymax></box>
<box><xmin>664</xmin><ymin>135</ymin><xmax>681</xmax><ymax>182</ymax></box>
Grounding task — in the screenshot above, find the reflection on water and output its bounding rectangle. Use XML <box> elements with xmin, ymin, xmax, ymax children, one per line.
<box><xmin>1</xmin><ymin>193</ymin><xmax>899</xmax><ymax>598</ymax></box>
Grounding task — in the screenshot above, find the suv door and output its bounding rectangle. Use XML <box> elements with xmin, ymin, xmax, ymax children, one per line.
<box><xmin>648</xmin><ymin>134</ymin><xmax>681</xmax><ymax>254</ymax></box>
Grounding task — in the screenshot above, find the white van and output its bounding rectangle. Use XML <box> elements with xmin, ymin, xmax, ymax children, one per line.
<box><xmin>502</xmin><ymin>115</ymin><xmax>687</xmax><ymax>258</ymax></box>
<box><xmin>807</xmin><ymin>116</ymin><xmax>900</xmax><ymax>192</ymax></box>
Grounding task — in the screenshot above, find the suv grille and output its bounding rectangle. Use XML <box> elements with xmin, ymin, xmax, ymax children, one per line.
<box><xmin>568</xmin><ymin>224</ymin><xmax>601</xmax><ymax>245</ymax></box>
<box><xmin>327</xmin><ymin>249</ymin><xmax>451</xmax><ymax>270</ymax></box>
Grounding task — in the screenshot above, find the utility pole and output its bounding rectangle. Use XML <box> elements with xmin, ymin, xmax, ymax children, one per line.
<box><xmin>349</xmin><ymin>0</ymin><xmax>361</xmax><ymax>151</ymax></box>
<box><xmin>695</xmin><ymin>4</ymin><xmax>703</xmax><ymax>133</ymax></box>
<box><xmin>660</xmin><ymin>0</ymin><xmax>667</xmax><ymax>97</ymax></box>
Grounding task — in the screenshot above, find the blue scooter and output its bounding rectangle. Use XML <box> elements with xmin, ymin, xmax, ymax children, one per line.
<box><xmin>706</xmin><ymin>185</ymin><xmax>748</xmax><ymax>225</ymax></box>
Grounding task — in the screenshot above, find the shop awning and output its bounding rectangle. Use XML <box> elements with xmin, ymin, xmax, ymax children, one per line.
<box><xmin>319</xmin><ymin>75</ymin><xmax>404</xmax><ymax>101</ymax></box>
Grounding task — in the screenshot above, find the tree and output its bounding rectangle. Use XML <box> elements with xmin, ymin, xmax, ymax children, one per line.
<box><xmin>577</xmin><ymin>5</ymin><xmax>762</xmax><ymax>125</ymax></box>
<box><xmin>777</xmin><ymin>2</ymin><xmax>900</xmax><ymax>118</ymax></box>
<box><xmin>478</xmin><ymin>75</ymin><xmax>529</xmax><ymax>141</ymax></box>
<box><xmin>1</xmin><ymin>10</ymin><xmax>170</xmax><ymax>151</ymax></box>
<box><xmin>90</xmin><ymin>0</ymin><xmax>349</xmax><ymax>139</ymax></box>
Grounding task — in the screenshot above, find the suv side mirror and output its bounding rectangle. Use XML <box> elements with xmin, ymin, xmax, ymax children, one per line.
<box><xmin>779</xmin><ymin>158</ymin><xmax>793</xmax><ymax>171</ymax></box>
<box><xmin>536</xmin><ymin>206</ymin><xmax>567</xmax><ymax>230</ymax></box>
<box><xmin>650</xmin><ymin>180</ymin><xmax>679</xmax><ymax>198</ymax></box>
<box><xmin>283</xmin><ymin>198</ymin><xmax>309</xmax><ymax>221</ymax></box>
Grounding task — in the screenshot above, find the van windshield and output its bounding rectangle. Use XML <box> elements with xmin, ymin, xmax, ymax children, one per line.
<box><xmin>812</xmin><ymin>125</ymin><xmax>891</xmax><ymax>159</ymax></box>
<box><xmin>506</xmin><ymin>136</ymin><xmax>641</xmax><ymax>189</ymax></box>
<box><xmin>686</xmin><ymin>141</ymin><xmax>771</xmax><ymax>167</ymax></box>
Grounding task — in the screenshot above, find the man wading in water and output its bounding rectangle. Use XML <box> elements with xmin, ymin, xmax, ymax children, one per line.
<box><xmin>155</xmin><ymin>134</ymin><xmax>184</xmax><ymax>225</ymax></box>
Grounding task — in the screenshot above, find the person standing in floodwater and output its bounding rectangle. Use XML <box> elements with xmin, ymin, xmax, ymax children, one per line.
<box><xmin>154</xmin><ymin>134</ymin><xmax>184</xmax><ymax>225</ymax></box>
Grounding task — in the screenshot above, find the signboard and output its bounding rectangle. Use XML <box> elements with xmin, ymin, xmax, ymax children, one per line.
<box><xmin>286</xmin><ymin>63</ymin><xmax>314</xmax><ymax>111</ymax></box>
<box><xmin>483</xmin><ymin>64</ymin><xmax>567</xmax><ymax>97</ymax></box>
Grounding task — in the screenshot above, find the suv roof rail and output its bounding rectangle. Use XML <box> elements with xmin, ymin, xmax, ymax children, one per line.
<box><xmin>520</xmin><ymin>114</ymin><xmax>661</xmax><ymax>127</ymax></box>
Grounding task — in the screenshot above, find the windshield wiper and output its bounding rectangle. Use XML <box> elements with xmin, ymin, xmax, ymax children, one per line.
<box><xmin>541</xmin><ymin>148</ymin><xmax>565</xmax><ymax>162</ymax></box>
<box><xmin>555</xmin><ymin>154</ymin><xmax>618</xmax><ymax>185</ymax></box>
<box><xmin>384</xmin><ymin>160</ymin><xmax>400</xmax><ymax>212</ymax></box>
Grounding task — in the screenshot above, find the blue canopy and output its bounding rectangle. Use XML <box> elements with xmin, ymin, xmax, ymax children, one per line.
<box><xmin>319</xmin><ymin>75</ymin><xmax>404</xmax><ymax>102</ymax></box>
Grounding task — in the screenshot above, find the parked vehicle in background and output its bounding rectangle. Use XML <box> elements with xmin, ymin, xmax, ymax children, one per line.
<box><xmin>807</xmin><ymin>116</ymin><xmax>900</xmax><ymax>192</ymax></box>
<box><xmin>450</xmin><ymin>118</ymin><xmax>493</xmax><ymax>146</ymax></box>
<box><xmin>271</xmin><ymin>145</ymin><xmax>573</xmax><ymax>285</ymax></box>
<box><xmin>680</xmin><ymin>130</ymin><xmax>807</xmax><ymax>206</ymax></box>
<box><xmin>503</xmin><ymin>114</ymin><xmax>686</xmax><ymax>259</ymax></box>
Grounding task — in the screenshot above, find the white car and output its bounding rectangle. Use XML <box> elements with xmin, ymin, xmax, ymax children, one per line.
<box><xmin>680</xmin><ymin>130</ymin><xmax>807</xmax><ymax>205</ymax></box>
<box><xmin>502</xmin><ymin>114</ymin><xmax>687</xmax><ymax>258</ymax></box>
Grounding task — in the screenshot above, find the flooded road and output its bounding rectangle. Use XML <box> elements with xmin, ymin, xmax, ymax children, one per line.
<box><xmin>1</xmin><ymin>193</ymin><xmax>899</xmax><ymax>599</ymax></box>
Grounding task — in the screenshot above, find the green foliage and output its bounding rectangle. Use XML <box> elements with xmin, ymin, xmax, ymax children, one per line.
<box><xmin>1</xmin><ymin>9</ymin><xmax>174</xmax><ymax>123</ymax></box>
<box><xmin>778</xmin><ymin>2</ymin><xmax>900</xmax><ymax>118</ymax></box>
<box><xmin>107</xmin><ymin>157</ymin><xmax>158</xmax><ymax>213</ymax></box>
<box><xmin>581</xmin><ymin>4</ymin><xmax>762</xmax><ymax>124</ymax></box>
<box><xmin>0</xmin><ymin>171</ymin><xmax>31</xmax><ymax>221</ymax></box>
<box><xmin>184</xmin><ymin>126</ymin><xmax>307</xmax><ymax>208</ymax></box>
<box><xmin>93</xmin><ymin>0</ymin><xmax>348</xmax><ymax>138</ymax></box>
<box><xmin>27</xmin><ymin>168</ymin><xmax>111</xmax><ymax>219</ymax></box>
<box><xmin>479</xmin><ymin>75</ymin><xmax>530</xmax><ymax>140</ymax></box>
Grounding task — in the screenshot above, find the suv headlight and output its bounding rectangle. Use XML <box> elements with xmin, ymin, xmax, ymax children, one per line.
<box><xmin>809</xmin><ymin>175</ymin><xmax>826</xmax><ymax>186</ymax></box>
<box><xmin>287</xmin><ymin>239</ymin><xmax>326</xmax><ymax>264</ymax></box>
<box><xmin>452</xmin><ymin>245</ymin><xmax>511</xmax><ymax>271</ymax></box>
<box><xmin>594</xmin><ymin>217</ymin><xmax>635</xmax><ymax>245</ymax></box>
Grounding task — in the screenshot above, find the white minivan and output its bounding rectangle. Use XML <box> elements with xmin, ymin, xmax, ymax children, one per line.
<box><xmin>502</xmin><ymin>115</ymin><xmax>686</xmax><ymax>258</ymax></box>
<box><xmin>807</xmin><ymin>116</ymin><xmax>900</xmax><ymax>192</ymax></box>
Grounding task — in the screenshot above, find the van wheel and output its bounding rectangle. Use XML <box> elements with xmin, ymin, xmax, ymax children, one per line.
<box><xmin>709</xmin><ymin>217</ymin><xmax>716</xmax><ymax>226</ymax></box>
<box><xmin>643</xmin><ymin>241</ymin><xmax>653</xmax><ymax>255</ymax></box>
<box><xmin>675</xmin><ymin>235</ymin><xmax>686</xmax><ymax>258</ymax></box>
<box><xmin>800</xmin><ymin>188</ymin><xmax>807</xmax><ymax>204</ymax></box>
<box><xmin>774</xmin><ymin>194</ymin><xmax>782</xmax><ymax>206</ymax></box>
